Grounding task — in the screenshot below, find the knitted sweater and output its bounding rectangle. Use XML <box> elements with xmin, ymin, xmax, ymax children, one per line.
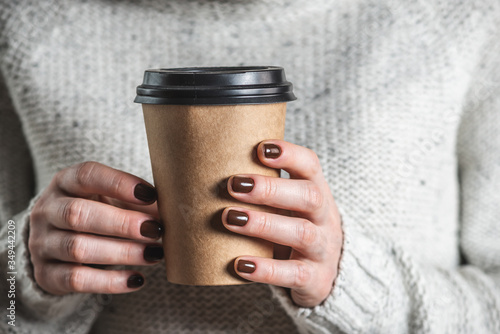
<box><xmin>1</xmin><ymin>0</ymin><xmax>500</xmax><ymax>333</ymax></box>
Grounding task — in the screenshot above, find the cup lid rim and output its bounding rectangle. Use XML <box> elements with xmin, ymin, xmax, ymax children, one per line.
<box><xmin>134</xmin><ymin>66</ymin><xmax>296</xmax><ymax>105</ymax></box>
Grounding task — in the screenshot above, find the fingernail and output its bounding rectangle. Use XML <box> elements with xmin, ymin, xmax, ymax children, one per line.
<box><xmin>231</xmin><ymin>177</ymin><xmax>254</xmax><ymax>193</ymax></box>
<box><xmin>144</xmin><ymin>245</ymin><xmax>164</xmax><ymax>262</ymax></box>
<box><xmin>127</xmin><ymin>274</ymin><xmax>144</xmax><ymax>288</ymax></box>
<box><xmin>227</xmin><ymin>210</ymin><xmax>249</xmax><ymax>226</ymax></box>
<box><xmin>263</xmin><ymin>144</ymin><xmax>282</xmax><ymax>159</ymax></box>
<box><xmin>237</xmin><ymin>260</ymin><xmax>256</xmax><ymax>273</ymax></box>
<box><xmin>140</xmin><ymin>220</ymin><xmax>163</xmax><ymax>239</ymax></box>
<box><xmin>134</xmin><ymin>183</ymin><xmax>157</xmax><ymax>203</ymax></box>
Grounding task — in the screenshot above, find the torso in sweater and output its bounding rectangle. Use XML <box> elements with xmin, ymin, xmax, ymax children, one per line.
<box><xmin>0</xmin><ymin>0</ymin><xmax>498</xmax><ymax>333</ymax></box>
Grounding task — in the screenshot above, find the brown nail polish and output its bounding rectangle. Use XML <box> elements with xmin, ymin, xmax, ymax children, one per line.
<box><xmin>140</xmin><ymin>220</ymin><xmax>163</xmax><ymax>239</ymax></box>
<box><xmin>134</xmin><ymin>183</ymin><xmax>157</xmax><ymax>203</ymax></box>
<box><xmin>127</xmin><ymin>274</ymin><xmax>144</xmax><ymax>288</ymax></box>
<box><xmin>227</xmin><ymin>210</ymin><xmax>249</xmax><ymax>226</ymax></box>
<box><xmin>231</xmin><ymin>177</ymin><xmax>254</xmax><ymax>193</ymax></box>
<box><xmin>237</xmin><ymin>260</ymin><xmax>256</xmax><ymax>273</ymax></box>
<box><xmin>263</xmin><ymin>144</ymin><xmax>282</xmax><ymax>159</ymax></box>
<box><xmin>144</xmin><ymin>245</ymin><xmax>164</xmax><ymax>262</ymax></box>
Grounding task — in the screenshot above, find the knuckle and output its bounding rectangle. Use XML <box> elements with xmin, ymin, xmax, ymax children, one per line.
<box><xmin>294</xmin><ymin>262</ymin><xmax>312</xmax><ymax>288</ymax></box>
<box><xmin>66</xmin><ymin>268</ymin><xmax>86</xmax><ymax>292</ymax></box>
<box><xmin>64</xmin><ymin>235</ymin><xmax>87</xmax><ymax>262</ymax></box>
<box><xmin>74</xmin><ymin>161</ymin><xmax>97</xmax><ymax>187</ymax></box>
<box><xmin>255</xmin><ymin>213</ymin><xmax>273</xmax><ymax>236</ymax></box>
<box><xmin>30</xmin><ymin>211</ymin><xmax>43</xmax><ymax>227</ymax></box>
<box><xmin>34</xmin><ymin>264</ymin><xmax>52</xmax><ymax>293</ymax></box>
<box><xmin>307</xmin><ymin>150</ymin><xmax>322</xmax><ymax>176</ymax></box>
<box><xmin>263</xmin><ymin>262</ymin><xmax>278</xmax><ymax>283</ymax></box>
<box><xmin>62</xmin><ymin>199</ymin><xmax>87</xmax><ymax>230</ymax></box>
<box><xmin>262</xmin><ymin>177</ymin><xmax>278</xmax><ymax>201</ymax></box>
<box><xmin>120</xmin><ymin>244</ymin><xmax>135</xmax><ymax>264</ymax></box>
<box><xmin>109</xmin><ymin>172</ymin><xmax>128</xmax><ymax>196</ymax></box>
<box><xmin>117</xmin><ymin>214</ymin><xmax>132</xmax><ymax>237</ymax></box>
<box><xmin>28</xmin><ymin>235</ymin><xmax>36</xmax><ymax>255</ymax></box>
<box><xmin>30</xmin><ymin>201</ymin><xmax>45</xmax><ymax>224</ymax></box>
<box><xmin>53</xmin><ymin>169</ymin><xmax>66</xmax><ymax>188</ymax></box>
<box><xmin>296</xmin><ymin>222</ymin><xmax>318</xmax><ymax>250</ymax></box>
<box><xmin>303</xmin><ymin>183</ymin><xmax>323</xmax><ymax>210</ymax></box>
<box><xmin>106</xmin><ymin>274</ymin><xmax>123</xmax><ymax>294</ymax></box>
<box><xmin>311</xmin><ymin>156</ymin><xmax>321</xmax><ymax>175</ymax></box>
<box><xmin>28</xmin><ymin>234</ymin><xmax>42</xmax><ymax>259</ymax></box>
<box><xmin>33</xmin><ymin>262</ymin><xmax>45</xmax><ymax>284</ymax></box>
<box><xmin>110</xmin><ymin>209</ymin><xmax>131</xmax><ymax>237</ymax></box>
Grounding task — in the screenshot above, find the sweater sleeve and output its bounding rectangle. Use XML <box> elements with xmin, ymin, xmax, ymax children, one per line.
<box><xmin>0</xmin><ymin>72</ymin><xmax>99</xmax><ymax>333</ymax></box>
<box><xmin>268</xmin><ymin>27</ymin><xmax>500</xmax><ymax>334</ymax></box>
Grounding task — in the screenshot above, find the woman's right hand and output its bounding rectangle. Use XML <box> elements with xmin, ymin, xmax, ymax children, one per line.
<box><xmin>29</xmin><ymin>161</ymin><xmax>164</xmax><ymax>295</ymax></box>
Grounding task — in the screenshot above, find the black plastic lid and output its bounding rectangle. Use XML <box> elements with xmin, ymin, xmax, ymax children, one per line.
<box><xmin>134</xmin><ymin>66</ymin><xmax>296</xmax><ymax>105</ymax></box>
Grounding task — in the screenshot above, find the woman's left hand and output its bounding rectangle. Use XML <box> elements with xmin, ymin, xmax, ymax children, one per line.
<box><xmin>222</xmin><ymin>140</ymin><xmax>344</xmax><ymax>308</ymax></box>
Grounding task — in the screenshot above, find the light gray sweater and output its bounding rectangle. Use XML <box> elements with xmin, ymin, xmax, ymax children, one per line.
<box><xmin>1</xmin><ymin>0</ymin><xmax>500</xmax><ymax>333</ymax></box>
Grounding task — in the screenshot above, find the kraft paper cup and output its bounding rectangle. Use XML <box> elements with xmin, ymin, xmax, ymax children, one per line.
<box><xmin>135</xmin><ymin>66</ymin><xmax>296</xmax><ymax>285</ymax></box>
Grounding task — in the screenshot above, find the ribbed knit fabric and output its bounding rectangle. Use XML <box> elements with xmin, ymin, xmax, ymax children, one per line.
<box><xmin>1</xmin><ymin>0</ymin><xmax>500</xmax><ymax>333</ymax></box>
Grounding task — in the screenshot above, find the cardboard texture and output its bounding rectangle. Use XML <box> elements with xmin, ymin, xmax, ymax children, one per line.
<box><xmin>142</xmin><ymin>103</ymin><xmax>287</xmax><ymax>285</ymax></box>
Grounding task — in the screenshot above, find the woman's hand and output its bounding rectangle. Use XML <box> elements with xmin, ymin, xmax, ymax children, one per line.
<box><xmin>29</xmin><ymin>162</ymin><xmax>164</xmax><ymax>295</ymax></box>
<box><xmin>222</xmin><ymin>140</ymin><xmax>343</xmax><ymax>308</ymax></box>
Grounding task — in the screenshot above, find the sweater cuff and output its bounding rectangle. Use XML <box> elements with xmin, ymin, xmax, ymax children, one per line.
<box><xmin>268</xmin><ymin>208</ymin><xmax>403</xmax><ymax>333</ymax></box>
<box><xmin>13</xmin><ymin>192</ymin><xmax>96</xmax><ymax>320</ymax></box>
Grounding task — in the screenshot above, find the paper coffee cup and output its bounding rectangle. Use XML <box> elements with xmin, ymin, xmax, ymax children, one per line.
<box><xmin>135</xmin><ymin>67</ymin><xmax>296</xmax><ymax>285</ymax></box>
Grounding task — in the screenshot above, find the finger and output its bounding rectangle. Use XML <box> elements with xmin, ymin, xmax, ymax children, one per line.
<box><xmin>55</xmin><ymin>161</ymin><xmax>157</xmax><ymax>204</ymax></box>
<box><xmin>227</xmin><ymin>174</ymin><xmax>326</xmax><ymax>221</ymax></box>
<box><xmin>256</xmin><ymin>140</ymin><xmax>325</xmax><ymax>183</ymax></box>
<box><xmin>101</xmin><ymin>198</ymin><xmax>160</xmax><ymax>220</ymax></box>
<box><xmin>34</xmin><ymin>262</ymin><xmax>146</xmax><ymax>295</ymax></box>
<box><xmin>222</xmin><ymin>207</ymin><xmax>324</xmax><ymax>260</ymax></box>
<box><xmin>46</xmin><ymin>197</ymin><xmax>163</xmax><ymax>240</ymax></box>
<box><xmin>234</xmin><ymin>256</ymin><xmax>313</xmax><ymax>291</ymax></box>
<box><xmin>40</xmin><ymin>230</ymin><xmax>164</xmax><ymax>265</ymax></box>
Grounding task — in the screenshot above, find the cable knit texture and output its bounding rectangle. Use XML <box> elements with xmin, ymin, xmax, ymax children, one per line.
<box><xmin>1</xmin><ymin>0</ymin><xmax>499</xmax><ymax>333</ymax></box>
